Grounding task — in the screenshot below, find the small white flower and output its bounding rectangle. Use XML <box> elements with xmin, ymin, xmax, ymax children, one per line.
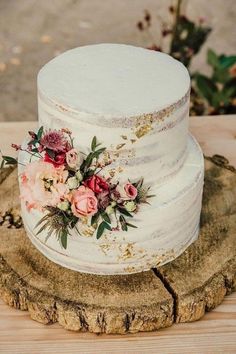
<box><xmin>57</xmin><ymin>200</ymin><xmax>70</xmax><ymax>211</ymax></box>
<box><xmin>67</xmin><ymin>176</ymin><xmax>79</xmax><ymax>189</ymax></box>
<box><xmin>66</xmin><ymin>148</ymin><xmax>80</xmax><ymax>169</ymax></box>
<box><xmin>124</xmin><ymin>201</ymin><xmax>136</xmax><ymax>212</ymax></box>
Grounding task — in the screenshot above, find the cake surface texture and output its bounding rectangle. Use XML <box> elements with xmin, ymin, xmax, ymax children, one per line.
<box><xmin>19</xmin><ymin>43</ymin><xmax>204</xmax><ymax>274</ymax></box>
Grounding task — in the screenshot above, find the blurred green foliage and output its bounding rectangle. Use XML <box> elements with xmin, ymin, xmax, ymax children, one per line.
<box><xmin>137</xmin><ymin>0</ymin><xmax>236</xmax><ymax>115</ymax></box>
<box><xmin>193</xmin><ymin>50</ymin><xmax>236</xmax><ymax>114</ymax></box>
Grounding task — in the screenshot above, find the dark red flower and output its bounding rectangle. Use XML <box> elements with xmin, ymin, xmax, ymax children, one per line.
<box><xmin>84</xmin><ymin>175</ymin><xmax>109</xmax><ymax>194</ymax></box>
<box><xmin>11</xmin><ymin>143</ymin><xmax>21</xmax><ymax>151</ymax></box>
<box><xmin>28</xmin><ymin>131</ymin><xmax>37</xmax><ymax>139</ymax></box>
<box><xmin>44</xmin><ymin>151</ymin><xmax>66</xmax><ymax>167</ymax></box>
<box><xmin>97</xmin><ymin>191</ymin><xmax>110</xmax><ymax>210</ymax></box>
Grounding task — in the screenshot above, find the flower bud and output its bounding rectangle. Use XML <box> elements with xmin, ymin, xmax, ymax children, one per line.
<box><xmin>105</xmin><ymin>205</ymin><xmax>114</xmax><ymax>215</ymax></box>
<box><xmin>75</xmin><ymin>170</ymin><xmax>83</xmax><ymax>182</ymax></box>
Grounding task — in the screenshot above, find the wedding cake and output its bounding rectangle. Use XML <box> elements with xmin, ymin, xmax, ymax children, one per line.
<box><xmin>17</xmin><ymin>44</ymin><xmax>204</xmax><ymax>275</ymax></box>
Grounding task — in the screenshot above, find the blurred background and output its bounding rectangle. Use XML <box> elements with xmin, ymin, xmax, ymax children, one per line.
<box><xmin>0</xmin><ymin>0</ymin><xmax>235</xmax><ymax>123</ymax></box>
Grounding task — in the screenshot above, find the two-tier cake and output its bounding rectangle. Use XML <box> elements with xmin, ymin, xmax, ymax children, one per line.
<box><xmin>18</xmin><ymin>44</ymin><xmax>204</xmax><ymax>275</ymax></box>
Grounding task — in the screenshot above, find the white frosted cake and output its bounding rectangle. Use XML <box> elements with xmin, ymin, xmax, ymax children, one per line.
<box><xmin>18</xmin><ymin>44</ymin><xmax>204</xmax><ymax>275</ymax></box>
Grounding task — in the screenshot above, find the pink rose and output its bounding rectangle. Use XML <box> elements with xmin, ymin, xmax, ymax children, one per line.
<box><xmin>84</xmin><ymin>175</ymin><xmax>109</xmax><ymax>194</ymax></box>
<box><xmin>40</xmin><ymin>130</ymin><xmax>71</xmax><ymax>152</ymax></box>
<box><xmin>66</xmin><ymin>148</ymin><xmax>80</xmax><ymax>169</ymax></box>
<box><xmin>71</xmin><ymin>186</ymin><xmax>98</xmax><ymax>217</ymax></box>
<box><xmin>20</xmin><ymin>160</ymin><xmax>69</xmax><ymax>211</ymax></box>
<box><xmin>115</xmin><ymin>182</ymin><xmax>137</xmax><ymax>201</ymax></box>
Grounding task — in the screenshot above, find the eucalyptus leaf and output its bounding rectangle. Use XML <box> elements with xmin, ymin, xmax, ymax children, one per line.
<box><xmin>126</xmin><ymin>222</ymin><xmax>138</xmax><ymax>229</ymax></box>
<box><xmin>104</xmin><ymin>222</ymin><xmax>112</xmax><ymax>231</ymax></box>
<box><xmin>96</xmin><ymin>221</ymin><xmax>106</xmax><ymax>239</ymax></box>
<box><xmin>60</xmin><ymin>229</ymin><xmax>68</xmax><ymax>249</ymax></box>
<box><xmin>117</xmin><ymin>207</ymin><xmax>133</xmax><ymax>218</ymax></box>
<box><xmin>37</xmin><ymin>126</ymin><xmax>44</xmax><ymax>140</ymax></box>
<box><xmin>91</xmin><ymin>212</ymin><xmax>100</xmax><ymax>226</ymax></box>
<box><xmin>91</xmin><ymin>136</ymin><xmax>97</xmax><ymax>151</ymax></box>
<box><xmin>119</xmin><ymin>215</ymin><xmax>128</xmax><ymax>231</ymax></box>
<box><xmin>2</xmin><ymin>156</ymin><xmax>18</xmax><ymax>165</ymax></box>
<box><xmin>102</xmin><ymin>212</ymin><xmax>111</xmax><ymax>224</ymax></box>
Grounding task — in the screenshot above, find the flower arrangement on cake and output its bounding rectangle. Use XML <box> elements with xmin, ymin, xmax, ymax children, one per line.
<box><xmin>1</xmin><ymin>127</ymin><xmax>154</xmax><ymax>249</ymax></box>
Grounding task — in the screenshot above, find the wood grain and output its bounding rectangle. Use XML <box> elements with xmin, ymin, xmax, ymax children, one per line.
<box><xmin>0</xmin><ymin>116</ymin><xmax>236</xmax><ymax>353</ymax></box>
<box><xmin>0</xmin><ymin>294</ymin><xmax>236</xmax><ymax>354</ymax></box>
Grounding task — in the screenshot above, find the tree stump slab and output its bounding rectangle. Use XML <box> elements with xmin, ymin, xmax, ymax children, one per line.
<box><xmin>0</xmin><ymin>157</ymin><xmax>235</xmax><ymax>334</ymax></box>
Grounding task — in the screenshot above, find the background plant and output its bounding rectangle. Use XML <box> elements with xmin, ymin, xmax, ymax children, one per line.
<box><xmin>137</xmin><ymin>0</ymin><xmax>236</xmax><ymax>116</ymax></box>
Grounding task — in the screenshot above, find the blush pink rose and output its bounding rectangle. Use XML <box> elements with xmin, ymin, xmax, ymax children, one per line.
<box><xmin>66</xmin><ymin>148</ymin><xmax>80</xmax><ymax>169</ymax></box>
<box><xmin>20</xmin><ymin>160</ymin><xmax>69</xmax><ymax>211</ymax></box>
<box><xmin>115</xmin><ymin>182</ymin><xmax>137</xmax><ymax>201</ymax></box>
<box><xmin>71</xmin><ymin>186</ymin><xmax>98</xmax><ymax>217</ymax></box>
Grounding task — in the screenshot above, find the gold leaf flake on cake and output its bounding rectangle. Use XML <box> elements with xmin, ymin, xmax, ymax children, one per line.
<box><xmin>135</xmin><ymin>124</ymin><xmax>153</xmax><ymax>138</ymax></box>
<box><xmin>124</xmin><ymin>266</ymin><xmax>137</xmax><ymax>273</ymax></box>
<box><xmin>108</xmin><ymin>169</ymin><xmax>116</xmax><ymax>178</ymax></box>
<box><xmin>116</xmin><ymin>143</ymin><xmax>126</xmax><ymax>150</ymax></box>
<box><xmin>130</xmin><ymin>139</ymin><xmax>136</xmax><ymax>144</ymax></box>
<box><xmin>99</xmin><ymin>244</ymin><xmax>112</xmax><ymax>255</ymax></box>
<box><xmin>118</xmin><ymin>243</ymin><xmax>135</xmax><ymax>261</ymax></box>
<box><xmin>117</xmin><ymin>167</ymin><xmax>123</xmax><ymax>173</ymax></box>
<box><xmin>121</xmin><ymin>135</ymin><xmax>128</xmax><ymax>140</ymax></box>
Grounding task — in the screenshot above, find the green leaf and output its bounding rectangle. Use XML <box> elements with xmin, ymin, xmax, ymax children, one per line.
<box><xmin>102</xmin><ymin>212</ymin><xmax>111</xmax><ymax>224</ymax></box>
<box><xmin>60</xmin><ymin>229</ymin><xmax>68</xmax><ymax>249</ymax></box>
<box><xmin>119</xmin><ymin>215</ymin><xmax>128</xmax><ymax>231</ymax></box>
<box><xmin>195</xmin><ymin>74</ymin><xmax>218</xmax><ymax>104</ymax></box>
<box><xmin>219</xmin><ymin>55</ymin><xmax>236</xmax><ymax>69</ymax></box>
<box><xmin>96</xmin><ymin>221</ymin><xmax>106</xmax><ymax>239</ymax></box>
<box><xmin>224</xmin><ymin>78</ymin><xmax>236</xmax><ymax>98</ymax></box>
<box><xmin>91</xmin><ymin>212</ymin><xmax>100</xmax><ymax>226</ymax></box>
<box><xmin>207</xmin><ymin>49</ymin><xmax>220</xmax><ymax>69</ymax></box>
<box><xmin>93</xmin><ymin>148</ymin><xmax>106</xmax><ymax>158</ymax></box>
<box><xmin>91</xmin><ymin>136</ymin><xmax>97</xmax><ymax>151</ymax></box>
<box><xmin>85</xmin><ymin>169</ymin><xmax>95</xmax><ymax>177</ymax></box>
<box><xmin>104</xmin><ymin>222</ymin><xmax>112</xmax><ymax>231</ymax></box>
<box><xmin>37</xmin><ymin>126</ymin><xmax>44</xmax><ymax>140</ymax></box>
<box><xmin>85</xmin><ymin>152</ymin><xmax>94</xmax><ymax>167</ymax></box>
<box><xmin>2</xmin><ymin>156</ymin><xmax>18</xmax><ymax>165</ymax></box>
<box><xmin>126</xmin><ymin>222</ymin><xmax>138</xmax><ymax>229</ymax></box>
<box><xmin>46</xmin><ymin>149</ymin><xmax>55</xmax><ymax>159</ymax></box>
<box><xmin>117</xmin><ymin>207</ymin><xmax>133</xmax><ymax>218</ymax></box>
<box><xmin>96</xmin><ymin>221</ymin><xmax>111</xmax><ymax>239</ymax></box>
<box><xmin>212</xmin><ymin>68</ymin><xmax>230</xmax><ymax>84</ymax></box>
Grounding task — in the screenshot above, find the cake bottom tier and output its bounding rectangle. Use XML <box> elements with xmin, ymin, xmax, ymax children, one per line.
<box><xmin>19</xmin><ymin>135</ymin><xmax>204</xmax><ymax>275</ymax></box>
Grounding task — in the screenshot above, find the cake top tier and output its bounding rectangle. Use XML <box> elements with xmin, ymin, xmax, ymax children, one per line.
<box><xmin>38</xmin><ymin>43</ymin><xmax>190</xmax><ymax>118</ymax></box>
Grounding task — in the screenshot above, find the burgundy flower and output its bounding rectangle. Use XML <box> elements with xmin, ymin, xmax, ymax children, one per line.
<box><xmin>44</xmin><ymin>151</ymin><xmax>66</xmax><ymax>167</ymax></box>
<box><xmin>84</xmin><ymin>175</ymin><xmax>109</xmax><ymax>194</ymax></box>
<box><xmin>28</xmin><ymin>131</ymin><xmax>37</xmax><ymax>139</ymax></box>
<box><xmin>11</xmin><ymin>143</ymin><xmax>21</xmax><ymax>151</ymax></box>
<box><xmin>97</xmin><ymin>191</ymin><xmax>110</xmax><ymax>210</ymax></box>
<box><xmin>40</xmin><ymin>130</ymin><xmax>70</xmax><ymax>152</ymax></box>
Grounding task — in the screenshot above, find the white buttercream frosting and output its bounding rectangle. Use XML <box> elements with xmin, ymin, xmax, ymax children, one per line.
<box><xmin>18</xmin><ymin>44</ymin><xmax>204</xmax><ymax>275</ymax></box>
<box><xmin>38</xmin><ymin>43</ymin><xmax>190</xmax><ymax>117</ymax></box>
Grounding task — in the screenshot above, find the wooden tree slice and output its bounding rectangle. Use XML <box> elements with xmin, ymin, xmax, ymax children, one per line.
<box><xmin>0</xmin><ymin>157</ymin><xmax>235</xmax><ymax>334</ymax></box>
